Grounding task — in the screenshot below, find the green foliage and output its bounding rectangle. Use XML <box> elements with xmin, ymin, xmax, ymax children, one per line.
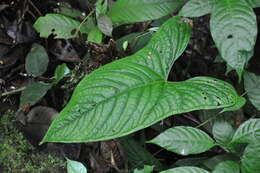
<box><xmin>54</xmin><ymin>63</ymin><xmax>70</xmax><ymax>84</ymax></box>
<box><xmin>120</xmin><ymin>137</ymin><xmax>163</xmax><ymax>170</ymax></box>
<box><xmin>231</xmin><ymin>118</ymin><xmax>260</xmax><ymax>143</ymax></box>
<box><xmin>179</xmin><ymin>0</ymin><xmax>215</xmax><ymax>17</ymax></box>
<box><xmin>33</xmin><ymin>13</ymin><xmax>88</xmax><ymax>39</ymax></box>
<box><xmin>244</xmin><ymin>72</ymin><xmax>260</xmax><ymax>110</ymax></box>
<box><xmin>19</xmin><ymin>81</ymin><xmax>52</xmax><ymax>108</ymax></box>
<box><xmin>241</xmin><ymin>142</ymin><xmax>260</xmax><ymax>173</ymax></box>
<box><xmin>179</xmin><ymin>0</ymin><xmax>258</xmax><ymax>78</ymax></box>
<box><xmin>212</xmin><ymin>161</ymin><xmax>240</xmax><ymax>173</ymax></box>
<box><xmin>134</xmin><ymin>165</ymin><xmax>154</xmax><ymax>173</ymax></box>
<box><xmin>0</xmin><ymin>111</ymin><xmax>66</xmax><ymax>173</ymax></box>
<box><xmin>161</xmin><ymin>166</ymin><xmax>210</xmax><ymax>173</ymax></box>
<box><xmin>67</xmin><ymin>159</ymin><xmax>87</xmax><ymax>173</ymax></box>
<box><xmin>87</xmin><ymin>26</ymin><xmax>103</xmax><ymax>43</ymax></box>
<box><xmin>25</xmin><ymin>43</ymin><xmax>49</xmax><ymax>77</ymax></box>
<box><xmin>148</xmin><ymin>126</ymin><xmax>216</xmax><ymax>155</ymax></box>
<box><xmin>42</xmin><ymin>17</ymin><xmax>243</xmax><ymax>143</ymax></box>
<box><xmin>108</xmin><ymin>0</ymin><xmax>187</xmax><ymax>24</ymax></box>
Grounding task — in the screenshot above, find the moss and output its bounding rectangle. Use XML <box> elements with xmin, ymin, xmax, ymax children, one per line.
<box><xmin>0</xmin><ymin>110</ymin><xmax>66</xmax><ymax>173</ymax></box>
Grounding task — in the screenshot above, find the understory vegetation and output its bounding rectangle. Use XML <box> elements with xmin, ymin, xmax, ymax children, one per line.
<box><xmin>0</xmin><ymin>0</ymin><xmax>260</xmax><ymax>172</ymax></box>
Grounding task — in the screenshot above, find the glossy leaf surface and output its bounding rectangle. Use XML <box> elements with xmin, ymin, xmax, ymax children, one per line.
<box><xmin>67</xmin><ymin>159</ymin><xmax>87</xmax><ymax>173</ymax></box>
<box><xmin>210</xmin><ymin>0</ymin><xmax>257</xmax><ymax>73</ymax></box>
<box><xmin>149</xmin><ymin>126</ymin><xmax>215</xmax><ymax>155</ymax></box>
<box><xmin>161</xmin><ymin>167</ymin><xmax>209</xmax><ymax>173</ymax></box>
<box><xmin>241</xmin><ymin>142</ymin><xmax>260</xmax><ymax>173</ymax></box>
<box><xmin>245</xmin><ymin>0</ymin><xmax>260</xmax><ymax>8</ymax></box>
<box><xmin>231</xmin><ymin>118</ymin><xmax>260</xmax><ymax>143</ymax></box>
<box><xmin>42</xmin><ymin>17</ymin><xmax>243</xmax><ymax>143</ymax></box>
<box><xmin>212</xmin><ymin>161</ymin><xmax>240</xmax><ymax>173</ymax></box>
<box><xmin>179</xmin><ymin>0</ymin><xmax>215</xmax><ymax>17</ymax></box>
<box><xmin>244</xmin><ymin>72</ymin><xmax>260</xmax><ymax>110</ymax></box>
<box><xmin>108</xmin><ymin>0</ymin><xmax>187</xmax><ymax>24</ymax></box>
<box><xmin>213</xmin><ymin>119</ymin><xmax>235</xmax><ymax>146</ymax></box>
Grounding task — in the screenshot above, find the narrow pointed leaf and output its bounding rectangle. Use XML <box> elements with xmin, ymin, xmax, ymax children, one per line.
<box><xmin>231</xmin><ymin>119</ymin><xmax>260</xmax><ymax>143</ymax></box>
<box><xmin>42</xmin><ymin>17</ymin><xmax>243</xmax><ymax>143</ymax></box>
<box><xmin>241</xmin><ymin>142</ymin><xmax>260</xmax><ymax>173</ymax></box>
<box><xmin>148</xmin><ymin>126</ymin><xmax>215</xmax><ymax>155</ymax></box>
<box><xmin>212</xmin><ymin>161</ymin><xmax>240</xmax><ymax>173</ymax></box>
<box><xmin>244</xmin><ymin>72</ymin><xmax>260</xmax><ymax>110</ymax></box>
<box><xmin>179</xmin><ymin>0</ymin><xmax>215</xmax><ymax>17</ymax></box>
<box><xmin>210</xmin><ymin>0</ymin><xmax>257</xmax><ymax>72</ymax></box>
<box><xmin>160</xmin><ymin>166</ymin><xmax>210</xmax><ymax>173</ymax></box>
<box><xmin>108</xmin><ymin>0</ymin><xmax>187</xmax><ymax>24</ymax></box>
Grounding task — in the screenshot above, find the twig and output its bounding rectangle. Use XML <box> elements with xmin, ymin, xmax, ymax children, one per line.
<box><xmin>1</xmin><ymin>86</ymin><xmax>26</xmax><ymax>97</ymax></box>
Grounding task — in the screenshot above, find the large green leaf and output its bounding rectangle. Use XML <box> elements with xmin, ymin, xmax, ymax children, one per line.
<box><xmin>42</xmin><ymin>17</ymin><xmax>243</xmax><ymax>143</ymax></box>
<box><xmin>231</xmin><ymin>118</ymin><xmax>260</xmax><ymax>143</ymax></box>
<box><xmin>241</xmin><ymin>142</ymin><xmax>260</xmax><ymax>173</ymax></box>
<box><xmin>108</xmin><ymin>0</ymin><xmax>187</xmax><ymax>24</ymax></box>
<box><xmin>148</xmin><ymin>126</ymin><xmax>215</xmax><ymax>155</ymax></box>
<box><xmin>244</xmin><ymin>72</ymin><xmax>260</xmax><ymax>111</ymax></box>
<box><xmin>33</xmin><ymin>14</ymin><xmax>88</xmax><ymax>39</ymax></box>
<box><xmin>179</xmin><ymin>0</ymin><xmax>215</xmax><ymax>17</ymax></box>
<box><xmin>210</xmin><ymin>0</ymin><xmax>257</xmax><ymax>74</ymax></box>
<box><xmin>160</xmin><ymin>167</ymin><xmax>209</xmax><ymax>173</ymax></box>
<box><xmin>212</xmin><ymin>161</ymin><xmax>240</xmax><ymax>173</ymax></box>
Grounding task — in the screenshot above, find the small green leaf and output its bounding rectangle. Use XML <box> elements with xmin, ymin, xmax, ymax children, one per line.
<box><xmin>33</xmin><ymin>14</ymin><xmax>88</xmax><ymax>39</ymax></box>
<box><xmin>210</xmin><ymin>0</ymin><xmax>257</xmax><ymax>73</ymax></box>
<box><xmin>134</xmin><ymin>165</ymin><xmax>154</xmax><ymax>173</ymax></box>
<box><xmin>241</xmin><ymin>142</ymin><xmax>260</xmax><ymax>173</ymax></box>
<box><xmin>212</xmin><ymin>161</ymin><xmax>240</xmax><ymax>173</ymax></box>
<box><xmin>97</xmin><ymin>15</ymin><xmax>113</xmax><ymax>36</ymax></box>
<box><xmin>108</xmin><ymin>0</ymin><xmax>187</xmax><ymax>24</ymax></box>
<box><xmin>179</xmin><ymin>0</ymin><xmax>215</xmax><ymax>17</ymax></box>
<box><xmin>67</xmin><ymin>159</ymin><xmax>87</xmax><ymax>173</ymax></box>
<box><xmin>54</xmin><ymin>63</ymin><xmax>70</xmax><ymax>84</ymax></box>
<box><xmin>95</xmin><ymin>0</ymin><xmax>108</xmax><ymax>18</ymax></box>
<box><xmin>20</xmin><ymin>81</ymin><xmax>52</xmax><ymax>108</ymax></box>
<box><xmin>120</xmin><ymin>137</ymin><xmax>162</xmax><ymax>170</ymax></box>
<box><xmin>148</xmin><ymin>126</ymin><xmax>215</xmax><ymax>155</ymax></box>
<box><xmin>213</xmin><ymin>119</ymin><xmax>235</xmax><ymax>147</ymax></box>
<box><xmin>87</xmin><ymin>27</ymin><xmax>103</xmax><ymax>43</ymax></box>
<box><xmin>244</xmin><ymin>72</ymin><xmax>260</xmax><ymax>111</ymax></box>
<box><xmin>160</xmin><ymin>166</ymin><xmax>210</xmax><ymax>173</ymax></box>
<box><xmin>25</xmin><ymin>43</ymin><xmax>49</xmax><ymax>77</ymax></box>
<box><xmin>231</xmin><ymin>118</ymin><xmax>260</xmax><ymax>143</ymax></box>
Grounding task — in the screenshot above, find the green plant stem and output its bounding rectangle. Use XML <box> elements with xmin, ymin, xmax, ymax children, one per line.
<box><xmin>76</xmin><ymin>10</ymin><xmax>94</xmax><ymax>36</ymax></box>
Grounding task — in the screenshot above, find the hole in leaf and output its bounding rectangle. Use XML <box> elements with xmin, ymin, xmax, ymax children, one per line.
<box><xmin>71</xmin><ymin>28</ymin><xmax>77</xmax><ymax>35</ymax></box>
<box><xmin>227</xmin><ymin>35</ymin><xmax>233</xmax><ymax>39</ymax></box>
<box><xmin>203</xmin><ymin>96</ymin><xmax>207</xmax><ymax>100</ymax></box>
<box><xmin>51</xmin><ymin>28</ymin><xmax>55</xmax><ymax>33</ymax></box>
